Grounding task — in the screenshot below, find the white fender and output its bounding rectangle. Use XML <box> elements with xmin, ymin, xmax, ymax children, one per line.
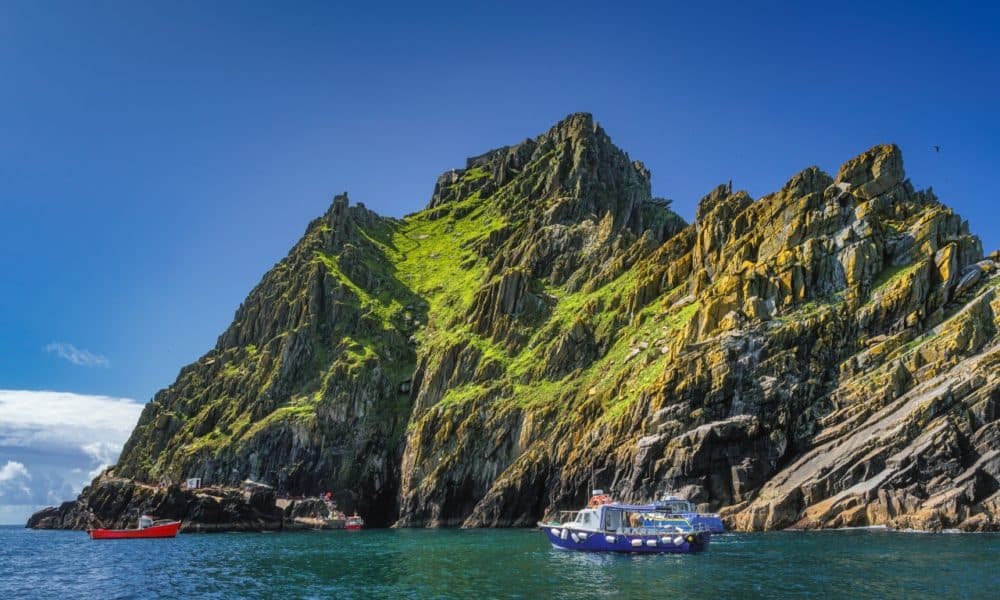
<box><xmin>578</xmin><ymin>532</ymin><xmax>588</xmax><ymax>540</ymax></box>
<box><xmin>673</xmin><ymin>536</ymin><xmax>684</xmax><ymax>546</ymax></box>
<box><xmin>605</xmin><ymin>535</ymin><xmax>616</xmax><ymax>543</ymax></box>
<box><xmin>571</xmin><ymin>532</ymin><xmax>580</xmax><ymax>543</ymax></box>
<box><xmin>560</xmin><ymin>528</ymin><xmax>568</xmax><ymax>540</ymax></box>
<box><xmin>630</xmin><ymin>538</ymin><xmax>643</xmax><ymax>547</ymax></box>
<box><xmin>646</xmin><ymin>539</ymin><xmax>657</xmax><ymax>547</ymax></box>
<box><xmin>660</xmin><ymin>537</ymin><xmax>671</xmax><ymax>545</ymax></box>
<box><xmin>550</xmin><ymin>528</ymin><xmax>560</xmax><ymax>536</ymax></box>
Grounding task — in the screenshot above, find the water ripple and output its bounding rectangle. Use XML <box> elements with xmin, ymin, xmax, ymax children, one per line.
<box><xmin>1</xmin><ymin>527</ymin><xmax>997</xmax><ymax>599</ymax></box>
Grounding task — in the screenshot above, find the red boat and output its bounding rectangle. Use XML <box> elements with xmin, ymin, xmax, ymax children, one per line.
<box><xmin>89</xmin><ymin>515</ymin><xmax>181</xmax><ymax>540</ymax></box>
<box><xmin>345</xmin><ymin>514</ymin><xmax>364</xmax><ymax>531</ymax></box>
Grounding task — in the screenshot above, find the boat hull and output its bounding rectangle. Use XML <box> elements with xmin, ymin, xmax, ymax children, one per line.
<box><xmin>345</xmin><ymin>524</ymin><xmax>363</xmax><ymax>531</ymax></box>
<box><xmin>541</xmin><ymin>525</ymin><xmax>708</xmax><ymax>554</ymax></box>
<box><xmin>89</xmin><ymin>521</ymin><xmax>181</xmax><ymax>539</ymax></box>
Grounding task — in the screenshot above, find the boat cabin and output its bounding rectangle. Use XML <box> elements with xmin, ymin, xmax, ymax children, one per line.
<box><xmin>562</xmin><ymin>508</ymin><xmax>602</xmax><ymax>531</ymax></box>
<box><xmin>560</xmin><ymin>503</ymin><xmax>688</xmax><ymax>534</ymax></box>
<box><xmin>138</xmin><ymin>515</ymin><xmax>154</xmax><ymax>530</ymax></box>
<box><xmin>653</xmin><ymin>495</ymin><xmax>695</xmax><ymax>514</ymax></box>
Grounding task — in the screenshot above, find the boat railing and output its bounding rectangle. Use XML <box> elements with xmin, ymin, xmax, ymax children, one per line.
<box><xmin>617</xmin><ymin>526</ymin><xmax>685</xmax><ymax>536</ymax></box>
<box><xmin>614</xmin><ymin>521</ymin><xmax>713</xmax><ymax>536</ymax></box>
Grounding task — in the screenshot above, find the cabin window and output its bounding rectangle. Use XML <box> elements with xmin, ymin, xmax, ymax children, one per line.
<box><xmin>603</xmin><ymin>509</ymin><xmax>623</xmax><ymax>531</ymax></box>
<box><xmin>665</xmin><ymin>501</ymin><xmax>689</xmax><ymax>513</ymax></box>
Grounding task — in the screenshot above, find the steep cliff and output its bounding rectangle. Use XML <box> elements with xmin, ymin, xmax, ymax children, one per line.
<box><xmin>113</xmin><ymin>193</ymin><xmax>420</xmax><ymax>524</ymax></box>
<box><xmin>35</xmin><ymin>114</ymin><xmax>1000</xmax><ymax>531</ymax></box>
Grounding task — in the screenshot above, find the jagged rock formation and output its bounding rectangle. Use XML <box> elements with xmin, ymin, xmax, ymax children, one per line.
<box><xmin>26</xmin><ymin>472</ymin><xmax>346</xmax><ymax>532</ymax></box>
<box><xmin>31</xmin><ymin>114</ymin><xmax>1000</xmax><ymax>532</ymax></box>
<box><xmin>27</xmin><ymin>475</ymin><xmax>286</xmax><ymax>532</ymax></box>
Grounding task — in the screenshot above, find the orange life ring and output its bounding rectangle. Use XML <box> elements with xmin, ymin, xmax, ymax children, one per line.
<box><xmin>588</xmin><ymin>494</ymin><xmax>611</xmax><ymax>508</ymax></box>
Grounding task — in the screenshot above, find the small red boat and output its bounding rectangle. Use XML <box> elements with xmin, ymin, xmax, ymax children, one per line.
<box><xmin>89</xmin><ymin>515</ymin><xmax>181</xmax><ymax>540</ymax></box>
<box><xmin>345</xmin><ymin>514</ymin><xmax>364</xmax><ymax>531</ymax></box>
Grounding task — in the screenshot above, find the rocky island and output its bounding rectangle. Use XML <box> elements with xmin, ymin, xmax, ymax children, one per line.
<box><xmin>29</xmin><ymin>113</ymin><xmax>999</xmax><ymax>532</ymax></box>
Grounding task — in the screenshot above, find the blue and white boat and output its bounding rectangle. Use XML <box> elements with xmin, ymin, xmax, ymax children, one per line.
<box><xmin>651</xmin><ymin>495</ymin><xmax>725</xmax><ymax>534</ymax></box>
<box><xmin>539</xmin><ymin>491</ymin><xmax>710</xmax><ymax>554</ymax></box>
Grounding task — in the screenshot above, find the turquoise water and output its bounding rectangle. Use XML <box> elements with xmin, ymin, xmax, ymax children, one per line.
<box><xmin>1</xmin><ymin>526</ymin><xmax>997</xmax><ymax>598</ymax></box>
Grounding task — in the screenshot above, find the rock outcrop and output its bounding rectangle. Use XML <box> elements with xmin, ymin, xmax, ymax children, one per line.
<box><xmin>27</xmin><ymin>474</ymin><xmax>286</xmax><ymax>532</ymax></box>
<box><xmin>26</xmin><ymin>472</ymin><xmax>353</xmax><ymax>532</ymax></box>
<box><xmin>30</xmin><ymin>113</ymin><xmax>999</xmax><ymax>532</ymax></box>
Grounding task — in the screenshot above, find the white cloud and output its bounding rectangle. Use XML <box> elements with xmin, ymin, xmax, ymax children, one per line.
<box><xmin>0</xmin><ymin>460</ymin><xmax>30</xmax><ymax>482</ymax></box>
<box><xmin>0</xmin><ymin>390</ymin><xmax>141</xmax><ymax>446</ymax></box>
<box><xmin>0</xmin><ymin>461</ymin><xmax>32</xmax><ymax>502</ymax></box>
<box><xmin>0</xmin><ymin>390</ymin><xmax>143</xmax><ymax>524</ymax></box>
<box><xmin>81</xmin><ymin>440</ymin><xmax>126</xmax><ymax>479</ymax></box>
<box><xmin>44</xmin><ymin>342</ymin><xmax>109</xmax><ymax>367</ymax></box>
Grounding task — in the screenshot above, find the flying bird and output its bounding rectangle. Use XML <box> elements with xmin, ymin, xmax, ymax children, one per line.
<box><xmin>932</xmin><ymin>145</ymin><xmax>941</xmax><ymax>153</ymax></box>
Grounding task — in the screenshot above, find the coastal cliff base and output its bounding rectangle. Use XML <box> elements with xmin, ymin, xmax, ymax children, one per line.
<box><xmin>26</xmin><ymin>476</ymin><xmax>346</xmax><ymax>533</ymax></box>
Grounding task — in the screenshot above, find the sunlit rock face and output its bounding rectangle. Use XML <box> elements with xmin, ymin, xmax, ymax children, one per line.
<box><xmin>34</xmin><ymin>114</ymin><xmax>1000</xmax><ymax>532</ymax></box>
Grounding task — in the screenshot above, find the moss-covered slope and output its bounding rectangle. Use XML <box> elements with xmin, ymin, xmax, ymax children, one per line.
<box><xmin>96</xmin><ymin>114</ymin><xmax>1000</xmax><ymax>531</ymax></box>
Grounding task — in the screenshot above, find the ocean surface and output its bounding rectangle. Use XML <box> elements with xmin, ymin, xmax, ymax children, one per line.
<box><xmin>0</xmin><ymin>526</ymin><xmax>997</xmax><ymax>599</ymax></box>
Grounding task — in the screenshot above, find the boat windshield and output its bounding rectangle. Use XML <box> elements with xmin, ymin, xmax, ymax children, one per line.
<box><xmin>572</xmin><ymin>509</ymin><xmax>600</xmax><ymax>528</ymax></box>
<box><xmin>657</xmin><ymin>500</ymin><xmax>693</xmax><ymax>513</ymax></box>
<box><xmin>558</xmin><ymin>510</ymin><xmax>580</xmax><ymax>523</ymax></box>
<box><xmin>600</xmin><ymin>506</ymin><xmax>689</xmax><ymax>533</ymax></box>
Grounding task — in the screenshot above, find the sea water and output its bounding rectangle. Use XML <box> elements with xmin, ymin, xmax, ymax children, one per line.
<box><xmin>0</xmin><ymin>526</ymin><xmax>996</xmax><ymax>598</ymax></box>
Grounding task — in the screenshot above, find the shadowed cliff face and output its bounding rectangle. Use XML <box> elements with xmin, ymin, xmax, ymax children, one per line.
<box><xmin>114</xmin><ymin>194</ymin><xmax>422</xmax><ymax>525</ymax></box>
<box><xmin>41</xmin><ymin>114</ymin><xmax>1000</xmax><ymax>531</ymax></box>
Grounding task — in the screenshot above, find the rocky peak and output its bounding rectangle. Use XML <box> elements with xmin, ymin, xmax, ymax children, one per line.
<box><xmin>781</xmin><ymin>166</ymin><xmax>834</xmax><ymax>200</ymax></box>
<box><xmin>429</xmin><ymin>113</ymin><xmax>665</xmax><ymax>237</ymax></box>
<box><xmin>324</xmin><ymin>192</ymin><xmax>351</xmax><ymax>238</ymax></box>
<box><xmin>691</xmin><ymin>185</ymin><xmax>754</xmax><ymax>290</ymax></box>
<box><xmin>527</xmin><ymin>113</ymin><xmax>654</xmax><ymax>230</ymax></box>
<box><xmin>835</xmin><ymin>143</ymin><xmax>905</xmax><ymax>200</ymax></box>
<box><xmin>40</xmin><ymin>116</ymin><xmax>999</xmax><ymax>536</ymax></box>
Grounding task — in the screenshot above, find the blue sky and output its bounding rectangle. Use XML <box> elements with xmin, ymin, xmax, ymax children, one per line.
<box><xmin>1</xmin><ymin>1</ymin><xmax>997</xmax><ymax>522</ymax></box>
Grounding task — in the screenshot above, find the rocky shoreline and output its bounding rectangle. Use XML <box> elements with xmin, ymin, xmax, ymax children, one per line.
<box><xmin>28</xmin><ymin>474</ymin><xmax>999</xmax><ymax>533</ymax></box>
<box><xmin>26</xmin><ymin>475</ymin><xmax>349</xmax><ymax>533</ymax></box>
